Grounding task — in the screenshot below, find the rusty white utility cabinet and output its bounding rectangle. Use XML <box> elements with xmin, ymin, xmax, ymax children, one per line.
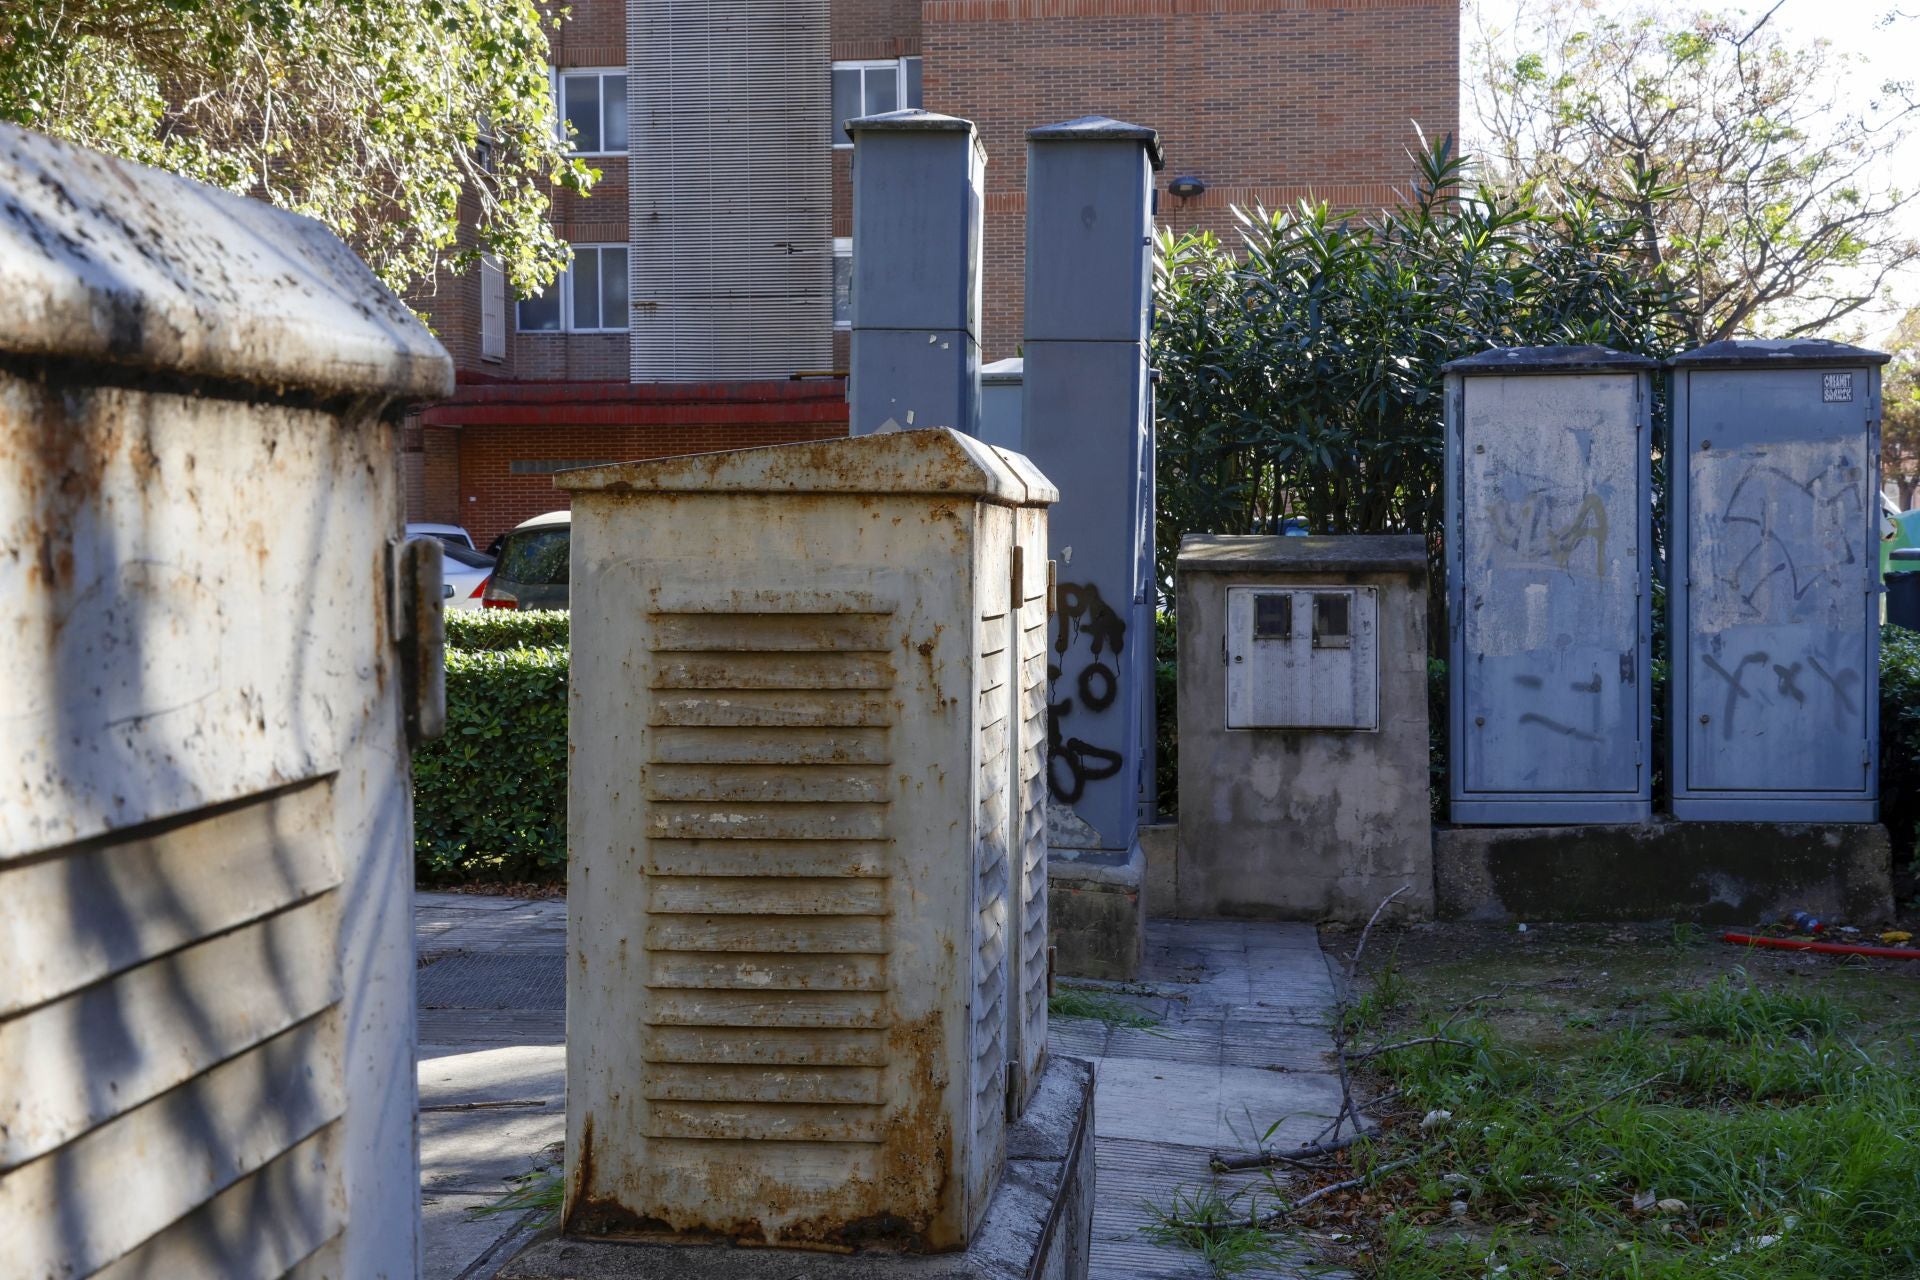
<box><xmin>554</xmin><ymin>429</ymin><xmax>1056</xmax><ymax>1251</ymax></box>
<box><xmin>0</xmin><ymin>126</ymin><xmax>451</xmax><ymax>1276</ymax></box>
<box><xmin>1444</xmin><ymin>347</ymin><xmax>1656</xmax><ymax>824</ymax></box>
<box><xmin>1176</xmin><ymin>536</ymin><xmax>1433</xmax><ymax>920</ymax></box>
<box><xmin>1669</xmin><ymin>340</ymin><xmax>1886</xmax><ymax>820</ymax></box>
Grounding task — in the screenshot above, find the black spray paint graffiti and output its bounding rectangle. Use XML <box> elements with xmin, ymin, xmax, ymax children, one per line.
<box><xmin>1047</xmin><ymin>581</ymin><xmax>1126</xmax><ymax>804</ymax></box>
<box><xmin>1701</xmin><ymin>649</ymin><xmax>1861</xmax><ymax>738</ymax></box>
<box><xmin>1716</xmin><ymin>458</ymin><xmax>1864</xmax><ymax>618</ymax></box>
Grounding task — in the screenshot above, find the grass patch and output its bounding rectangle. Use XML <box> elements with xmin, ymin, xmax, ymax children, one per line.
<box><xmin>1049</xmin><ymin>988</ymin><xmax>1159</xmax><ymax>1028</ymax></box>
<box><xmin>469</xmin><ymin>1166</ymin><xmax>563</xmax><ymax>1225</ymax></box>
<box><xmin>1143</xmin><ymin>1185</ymin><xmax>1290</xmax><ymax>1276</ymax></box>
<box><xmin>1293</xmin><ymin>926</ymin><xmax>1920</xmax><ymax>1279</ymax></box>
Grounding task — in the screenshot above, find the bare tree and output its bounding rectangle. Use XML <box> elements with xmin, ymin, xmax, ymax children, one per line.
<box><xmin>1886</xmin><ymin>308</ymin><xmax>1920</xmax><ymax>510</ymax></box>
<box><xmin>1468</xmin><ymin>0</ymin><xmax>1920</xmax><ymax>344</ymax></box>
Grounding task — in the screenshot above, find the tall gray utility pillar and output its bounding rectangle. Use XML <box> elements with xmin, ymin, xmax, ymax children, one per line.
<box><xmin>1668</xmin><ymin>339</ymin><xmax>1887</xmax><ymax>821</ymax></box>
<box><xmin>1021</xmin><ymin>116</ymin><xmax>1163</xmax><ymax>855</ymax></box>
<box><xmin>846</xmin><ymin>110</ymin><xmax>985</xmax><ymax>436</ymax></box>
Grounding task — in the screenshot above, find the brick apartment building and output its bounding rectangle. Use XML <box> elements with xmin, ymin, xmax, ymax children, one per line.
<box><xmin>407</xmin><ymin>0</ymin><xmax>1458</xmax><ymax>545</ymax></box>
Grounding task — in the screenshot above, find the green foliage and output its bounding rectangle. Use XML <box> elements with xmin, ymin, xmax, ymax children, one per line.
<box><xmin>1143</xmin><ymin>1185</ymin><xmax>1289</xmax><ymax>1277</ymax></box>
<box><xmin>1154</xmin><ymin>609</ymin><xmax>1178</xmax><ymax>814</ymax></box>
<box><xmin>1660</xmin><ymin>970</ymin><xmax>1844</xmax><ymax>1042</ymax></box>
<box><xmin>1882</xmin><ymin>626</ymin><xmax>1920</xmax><ymax>869</ymax></box>
<box><xmin>0</xmin><ymin>0</ymin><xmax>596</xmax><ymax>299</ymax></box>
<box><xmin>1048</xmin><ymin>988</ymin><xmax>1160</xmax><ymax>1029</ymax></box>
<box><xmin>446</xmin><ymin>609</ymin><xmax>571</xmax><ymax>653</ymax></box>
<box><xmin>415</xmin><ymin>645</ymin><xmax>568</xmax><ymax>882</ymax></box>
<box><xmin>1427</xmin><ymin>658</ymin><xmax>1448</xmax><ymax>819</ymax></box>
<box><xmin>1345</xmin><ymin>960</ymin><xmax>1920</xmax><ymax>1279</ymax></box>
<box><xmin>1151</xmin><ymin>134</ymin><xmax>1678</xmax><ymax>600</ymax></box>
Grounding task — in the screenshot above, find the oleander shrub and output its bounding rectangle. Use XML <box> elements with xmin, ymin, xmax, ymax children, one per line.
<box><xmin>1881</xmin><ymin>624</ymin><xmax>1920</xmax><ymax>875</ymax></box>
<box><xmin>445</xmin><ymin>608</ymin><xmax>570</xmax><ymax>652</ymax></box>
<box><xmin>414</xmin><ymin>644</ymin><xmax>569</xmax><ymax>882</ymax></box>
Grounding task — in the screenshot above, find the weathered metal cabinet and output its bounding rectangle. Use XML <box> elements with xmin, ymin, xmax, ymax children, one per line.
<box><xmin>1668</xmin><ymin>340</ymin><xmax>1886</xmax><ymax>820</ymax></box>
<box><xmin>846</xmin><ymin>110</ymin><xmax>984</xmax><ymax>438</ymax></box>
<box><xmin>0</xmin><ymin>126</ymin><xmax>451</xmax><ymax>1277</ymax></box>
<box><xmin>1444</xmin><ymin>347</ymin><xmax>1656</xmax><ymax>823</ymax></box>
<box><xmin>554</xmin><ymin>429</ymin><xmax>1056</xmax><ymax>1251</ymax></box>
<box><xmin>1020</xmin><ymin>116</ymin><xmax>1162</xmax><ymax>853</ymax></box>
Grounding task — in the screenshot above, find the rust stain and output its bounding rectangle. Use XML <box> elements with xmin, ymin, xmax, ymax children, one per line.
<box><xmin>565</xmin><ymin>1009</ymin><xmax>961</xmax><ymax>1253</ymax></box>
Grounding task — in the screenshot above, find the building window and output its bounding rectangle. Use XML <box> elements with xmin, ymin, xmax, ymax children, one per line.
<box><xmin>832</xmin><ymin>58</ymin><xmax>923</xmax><ymax>147</ymax></box>
<box><xmin>517</xmin><ymin>244</ymin><xmax>630</xmax><ymax>333</ymax></box>
<box><xmin>557</xmin><ymin>69</ymin><xmax>627</xmax><ymax>155</ymax></box>
<box><xmin>833</xmin><ymin>238</ymin><xmax>852</xmax><ymax>329</ymax></box>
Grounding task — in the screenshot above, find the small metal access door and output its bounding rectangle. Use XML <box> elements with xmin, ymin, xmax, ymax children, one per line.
<box><xmin>1669</xmin><ymin>341</ymin><xmax>1885</xmax><ymax>820</ymax></box>
<box><xmin>1445</xmin><ymin>347</ymin><xmax>1655</xmax><ymax>824</ymax></box>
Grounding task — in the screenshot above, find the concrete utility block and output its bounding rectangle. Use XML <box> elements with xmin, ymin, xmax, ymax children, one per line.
<box><xmin>1176</xmin><ymin>536</ymin><xmax>1434</xmax><ymax>921</ymax></box>
<box><xmin>496</xmin><ymin>1056</ymin><xmax>1095</xmax><ymax>1280</ymax></box>
<box><xmin>1434</xmin><ymin>821</ymin><xmax>1894</xmax><ymax>924</ymax></box>
<box><xmin>1048</xmin><ymin>838</ymin><xmax>1146</xmax><ymax>981</ymax></box>
<box><xmin>1137</xmin><ymin>822</ymin><xmax>1177</xmax><ymax>917</ymax></box>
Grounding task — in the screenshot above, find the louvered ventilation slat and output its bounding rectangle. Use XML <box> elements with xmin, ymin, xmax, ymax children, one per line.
<box><xmin>630</xmin><ymin>0</ymin><xmax>832</xmax><ymax>380</ymax></box>
<box><xmin>640</xmin><ymin>604</ymin><xmax>894</xmax><ymax>1149</ymax></box>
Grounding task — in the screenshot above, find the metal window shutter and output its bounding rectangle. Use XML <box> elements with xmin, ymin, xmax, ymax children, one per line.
<box><xmin>480</xmin><ymin>256</ymin><xmax>506</xmax><ymax>361</ymax></box>
<box><xmin>629</xmin><ymin>0</ymin><xmax>833</xmax><ymax>381</ymax></box>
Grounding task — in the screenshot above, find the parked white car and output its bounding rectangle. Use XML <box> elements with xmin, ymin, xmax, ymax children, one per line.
<box><xmin>406</xmin><ymin>521</ymin><xmax>476</xmax><ymax>551</ymax></box>
<box><xmin>441</xmin><ymin>543</ymin><xmax>495</xmax><ymax>612</ymax></box>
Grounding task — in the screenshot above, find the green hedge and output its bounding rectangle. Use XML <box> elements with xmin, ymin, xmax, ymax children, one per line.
<box><xmin>445</xmin><ymin>609</ymin><xmax>571</xmax><ymax>652</ymax></box>
<box><xmin>414</xmin><ymin>644</ymin><xmax>569</xmax><ymax>882</ymax></box>
<box><xmin>1882</xmin><ymin>625</ymin><xmax>1920</xmax><ymax>869</ymax></box>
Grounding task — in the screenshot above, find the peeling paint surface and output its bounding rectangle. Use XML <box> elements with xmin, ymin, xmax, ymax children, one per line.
<box><xmin>559</xmin><ymin>430</ymin><xmax>1054</xmax><ymax>1251</ymax></box>
<box><xmin>1677</xmin><ymin>366</ymin><xmax>1879</xmax><ymax>802</ymax></box>
<box><xmin>1454</xmin><ymin>373</ymin><xmax>1647</xmax><ymax>806</ymax></box>
<box><xmin>0</xmin><ymin>124</ymin><xmax>448</xmax><ymax>1279</ymax></box>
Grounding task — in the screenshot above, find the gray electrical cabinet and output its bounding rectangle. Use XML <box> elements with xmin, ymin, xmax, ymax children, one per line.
<box><xmin>1444</xmin><ymin>346</ymin><xmax>1655</xmax><ymax>824</ymax></box>
<box><xmin>1225</xmin><ymin>586</ymin><xmax>1380</xmax><ymax>730</ymax></box>
<box><xmin>1668</xmin><ymin>339</ymin><xmax>1886</xmax><ymax>821</ymax></box>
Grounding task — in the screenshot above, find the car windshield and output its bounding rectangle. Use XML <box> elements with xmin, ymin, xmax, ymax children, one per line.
<box><xmin>498</xmin><ymin>527</ymin><xmax>569</xmax><ymax>586</ymax></box>
<box><xmin>442</xmin><ymin>544</ymin><xmax>495</xmax><ymax>570</ymax></box>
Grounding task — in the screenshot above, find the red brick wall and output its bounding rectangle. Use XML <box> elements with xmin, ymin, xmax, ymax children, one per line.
<box><xmin>833</xmin><ymin>0</ymin><xmax>921</xmax><ymax>53</ymax></box>
<box><xmin>412</xmin><ymin>0</ymin><xmax>631</xmax><ymax>380</ymax></box>
<box><xmin>422</xmin><ymin>427</ymin><xmax>463</xmax><ymax>525</ymax></box>
<box><xmin>454</xmin><ymin>420</ymin><xmax>851</xmax><ymax>547</ymax></box>
<box><xmin>922</xmin><ymin>0</ymin><xmax>1459</xmax><ymax>358</ymax></box>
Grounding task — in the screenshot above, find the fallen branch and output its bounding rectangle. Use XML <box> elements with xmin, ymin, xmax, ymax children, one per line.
<box><xmin>1284</xmin><ymin>1156</ymin><xmax>1418</xmax><ymax>1212</ymax></box>
<box><xmin>1210</xmin><ymin>1132</ymin><xmax>1369</xmax><ymax>1172</ymax></box>
<box><xmin>1349</xmin><ymin>1035</ymin><xmax>1476</xmax><ymax>1061</ymax></box>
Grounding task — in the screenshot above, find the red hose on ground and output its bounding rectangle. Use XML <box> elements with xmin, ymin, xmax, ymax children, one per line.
<box><xmin>1722</xmin><ymin>932</ymin><xmax>1920</xmax><ymax>960</ymax></box>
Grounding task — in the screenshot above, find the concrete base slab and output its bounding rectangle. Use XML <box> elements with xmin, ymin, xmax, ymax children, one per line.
<box><xmin>494</xmin><ymin>1056</ymin><xmax>1095</xmax><ymax>1280</ymax></box>
<box><xmin>1435</xmin><ymin>820</ymin><xmax>1894</xmax><ymax>924</ymax></box>
<box><xmin>1049</xmin><ymin>840</ymin><xmax>1146</xmax><ymax>980</ymax></box>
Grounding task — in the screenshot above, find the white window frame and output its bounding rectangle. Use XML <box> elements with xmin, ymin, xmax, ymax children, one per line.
<box><xmin>832</xmin><ymin>58</ymin><xmax>922</xmax><ymax>148</ymax></box>
<box><xmin>554</xmin><ymin>67</ymin><xmax>628</xmax><ymax>157</ymax></box>
<box><xmin>516</xmin><ymin>243</ymin><xmax>630</xmax><ymax>335</ymax></box>
<box><xmin>833</xmin><ymin>237</ymin><xmax>853</xmax><ymax>330</ymax></box>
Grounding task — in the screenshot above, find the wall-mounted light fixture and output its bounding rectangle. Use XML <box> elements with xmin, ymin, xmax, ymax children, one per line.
<box><xmin>1167</xmin><ymin>174</ymin><xmax>1207</xmax><ymax>199</ymax></box>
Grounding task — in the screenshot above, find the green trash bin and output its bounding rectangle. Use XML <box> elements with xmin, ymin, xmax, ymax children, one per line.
<box><xmin>1890</xmin><ymin>550</ymin><xmax>1920</xmax><ymax>631</ymax></box>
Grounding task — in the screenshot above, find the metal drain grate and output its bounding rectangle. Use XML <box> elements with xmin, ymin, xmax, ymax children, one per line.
<box><xmin>417</xmin><ymin>952</ymin><xmax>565</xmax><ymax>1011</ymax></box>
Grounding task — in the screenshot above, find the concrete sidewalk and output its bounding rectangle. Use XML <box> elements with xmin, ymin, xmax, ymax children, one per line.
<box><xmin>416</xmin><ymin>893</ymin><xmax>567</xmax><ymax>1280</ymax></box>
<box><xmin>415</xmin><ymin>894</ymin><xmax>1346</xmax><ymax>1279</ymax></box>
